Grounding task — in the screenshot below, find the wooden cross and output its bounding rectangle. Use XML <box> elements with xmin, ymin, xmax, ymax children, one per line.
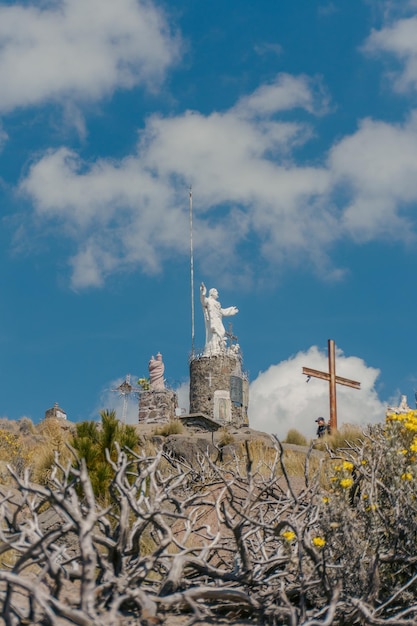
<box><xmin>302</xmin><ymin>339</ymin><xmax>361</xmax><ymax>433</ymax></box>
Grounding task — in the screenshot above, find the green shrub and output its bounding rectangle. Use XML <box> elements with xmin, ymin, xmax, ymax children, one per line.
<box><xmin>70</xmin><ymin>409</ymin><xmax>139</xmax><ymax>503</ymax></box>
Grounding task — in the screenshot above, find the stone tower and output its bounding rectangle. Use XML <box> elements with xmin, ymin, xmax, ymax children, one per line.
<box><xmin>189</xmin><ymin>351</ymin><xmax>249</xmax><ymax>426</ymax></box>
<box><xmin>189</xmin><ymin>282</ymin><xmax>249</xmax><ymax>427</ymax></box>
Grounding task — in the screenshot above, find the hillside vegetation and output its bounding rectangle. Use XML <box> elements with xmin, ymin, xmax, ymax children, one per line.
<box><xmin>0</xmin><ymin>411</ymin><xmax>416</xmax><ymax>624</ymax></box>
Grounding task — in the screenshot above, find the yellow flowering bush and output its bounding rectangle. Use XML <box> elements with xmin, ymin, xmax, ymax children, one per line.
<box><xmin>312</xmin><ymin>536</ymin><xmax>326</xmax><ymax>548</ymax></box>
<box><xmin>316</xmin><ymin>410</ymin><xmax>417</xmax><ymax>618</ymax></box>
<box><xmin>281</xmin><ymin>530</ymin><xmax>296</xmax><ymax>542</ymax></box>
<box><xmin>0</xmin><ymin>429</ymin><xmax>33</xmax><ymax>478</ymax></box>
<box><xmin>329</xmin><ymin>456</ymin><xmax>356</xmax><ymax>493</ymax></box>
<box><xmin>339</xmin><ymin>477</ymin><xmax>354</xmax><ymax>489</ymax></box>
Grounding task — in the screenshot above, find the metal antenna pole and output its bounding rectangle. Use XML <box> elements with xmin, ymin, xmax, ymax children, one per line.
<box><xmin>189</xmin><ymin>186</ymin><xmax>195</xmax><ymax>357</ymax></box>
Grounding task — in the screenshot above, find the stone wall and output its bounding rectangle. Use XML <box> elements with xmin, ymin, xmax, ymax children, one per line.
<box><xmin>189</xmin><ymin>353</ymin><xmax>249</xmax><ymax>427</ymax></box>
<box><xmin>138</xmin><ymin>389</ymin><xmax>178</xmax><ymax>424</ymax></box>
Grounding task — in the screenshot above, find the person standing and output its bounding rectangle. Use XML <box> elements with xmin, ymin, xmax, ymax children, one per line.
<box><xmin>315</xmin><ymin>416</ymin><xmax>330</xmax><ymax>437</ymax></box>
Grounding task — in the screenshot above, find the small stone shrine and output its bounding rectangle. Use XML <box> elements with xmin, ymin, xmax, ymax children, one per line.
<box><xmin>188</xmin><ymin>283</ymin><xmax>249</xmax><ymax>427</ymax></box>
<box><xmin>138</xmin><ymin>352</ymin><xmax>178</xmax><ymax>424</ymax></box>
<box><xmin>44</xmin><ymin>402</ymin><xmax>67</xmax><ymax>420</ymax></box>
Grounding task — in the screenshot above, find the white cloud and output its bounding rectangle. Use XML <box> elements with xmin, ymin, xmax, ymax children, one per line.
<box><xmin>233</xmin><ymin>73</ymin><xmax>330</xmax><ymax>118</ymax></box>
<box><xmin>20</xmin><ymin>75</ymin><xmax>336</xmax><ymax>289</ymax></box>
<box><xmin>17</xmin><ymin>44</ymin><xmax>417</xmax><ymax>291</ymax></box>
<box><xmin>20</xmin><ymin>146</ymin><xmax>188</xmax><ymax>287</ymax></box>
<box><xmin>0</xmin><ymin>124</ymin><xmax>8</xmax><ymax>152</ymax></box>
<box><xmin>248</xmin><ymin>345</ymin><xmax>386</xmax><ymax>438</ymax></box>
<box><xmin>253</xmin><ymin>42</ymin><xmax>283</xmax><ymax>57</ymax></box>
<box><xmin>175</xmin><ymin>381</ymin><xmax>190</xmax><ymax>414</ymax></box>
<box><xmin>364</xmin><ymin>15</ymin><xmax>417</xmax><ymax>92</ymax></box>
<box><xmin>0</xmin><ymin>0</ymin><xmax>180</xmax><ymax>113</ymax></box>
<box><xmin>329</xmin><ymin>111</ymin><xmax>417</xmax><ymax>241</ymax></box>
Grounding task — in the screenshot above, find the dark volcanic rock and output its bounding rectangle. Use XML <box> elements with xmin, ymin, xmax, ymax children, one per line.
<box><xmin>163</xmin><ymin>434</ymin><xmax>220</xmax><ymax>463</ymax></box>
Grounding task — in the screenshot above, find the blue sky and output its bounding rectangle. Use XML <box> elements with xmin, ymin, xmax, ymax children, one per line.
<box><xmin>0</xmin><ymin>0</ymin><xmax>417</xmax><ymax>437</ymax></box>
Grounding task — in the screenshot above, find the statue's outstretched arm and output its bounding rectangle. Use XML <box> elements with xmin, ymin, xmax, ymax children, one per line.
<box><xmin>200</xmin><ymin>282</ymin><xmax>207</xmax><ymax>304</ymax></box>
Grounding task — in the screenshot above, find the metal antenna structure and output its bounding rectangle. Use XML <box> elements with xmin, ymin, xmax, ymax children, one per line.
<box><xmin>111</xmin><ymin>374</ymin><xmax>141</xmax><ymax>424</ymax></box>
<box><xmin>189</xmin><ymin>186</ymin><xmax>195</xmax><ymax>357</ymax></box>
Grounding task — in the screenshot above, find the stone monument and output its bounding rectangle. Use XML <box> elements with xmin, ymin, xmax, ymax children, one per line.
<box><xmin>138</xmin><ymin>352</ymin><xmax>178</xmax><ymax>424</ymax></box>
<box><xmin>189</xmin><ymin>283</ymin><xmax>249</xmax><ymax>427</ymax></box>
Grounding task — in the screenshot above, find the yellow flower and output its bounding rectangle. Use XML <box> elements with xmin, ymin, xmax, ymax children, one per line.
<box><xmin>401</xmin><ymin>472</ymin><xmax>413</xmax><ymax>481</ymax></box>
<box><xmin>362</xmin><ymin>493</ymin><xmax>368</xmax><ymax>500</ymax></box>
<box><xmin>322</xmin><ymin>496</ymin><xmax>329</xmax><ymax>503</ymax></box>
<box><xmin>281</xmin><ymin>530</ymin><xmax>296</xmax><ymax>542</ymax></box>
<box><xmin>312</xmin><ymin>536</ymin><xmax>326</xmax><ymax>548</ymax></box>
<box><xmin>340</xmin><ymin>478</ymin><xmax>353</xmax><ymax>489</ymax></box>
<box><xmin>342</xmin><ymin>461</ymin><xmax>354</xmax><ymax>471</ymax></box>
<box><xmin>333</xmin><ymin>465</ymin><xmax>341</xmax><ymax>471</ymax></box>
<box><xmin>399</xmin><ymin>449</ymin><xmax>408</xmax><ymax>455</ymax></box>
<box><xmin>410</xmin><ymin>441</ymin><xmax>417</xmax><ymax>453</ymax></box>
<box><xmin>361</xmin><ymin>460</ymin><xmax>367</xmax><ymax>465</ymax></box>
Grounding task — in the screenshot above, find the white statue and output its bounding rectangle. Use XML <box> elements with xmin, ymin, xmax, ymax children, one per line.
<box><xmin>200</xmin><ymin>283</ymin><xmax>238</xmax><ymax>355</ymax></box>
<box><xmin>387</xmin><ymin>394</ymin><xmax>411</xmax><ymax>414</ymax></box>
<box><xmin>149</xmin><ymin>353</ymin><xmax>165</xmax><ymax>391</ymax></box>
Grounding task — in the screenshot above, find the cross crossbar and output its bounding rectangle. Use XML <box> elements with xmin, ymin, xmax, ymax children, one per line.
<box><xmin>302</xmin><ymin>367</ymin><xmax>361</xmax><ymax>390</ymax></box>
<box><xmin>302</xmin><ymin>339</ymin><xmax>361</xmax><ymax>432</ymax></box>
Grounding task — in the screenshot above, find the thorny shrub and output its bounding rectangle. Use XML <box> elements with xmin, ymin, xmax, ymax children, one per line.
<box><xmin>0</xmin><ymin>413</ymin><xmax>417</xmax><ymax>625</ymax></box>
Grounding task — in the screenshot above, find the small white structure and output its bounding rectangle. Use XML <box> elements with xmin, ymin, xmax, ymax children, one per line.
<box><xmin>44</xmin><ymin>402</ymin><xmax>67</xmax><ymax>420</ymax></box>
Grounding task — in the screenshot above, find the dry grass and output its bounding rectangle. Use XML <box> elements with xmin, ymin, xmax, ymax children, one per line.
<box><xmin>314</xmin><ymin>423</ymin><xmax>364</xmax><ymax>452</ymax></box>
<box><xmin>0</xmin><ymin>419</ymin><xmax>74</xmax><ymax>487</ymax></box>
<box><xmin>283</xmin><ymin>428</ymin><xmax>309</xmax><ymax>446</ymax></box>
<box><xmin>217</xmin><ymin>427</ymin><xmax>235</xmax><ymax>447</ymax></box>
<box><xmin>154</xmin><ymin>420</ymin><xmax>184</xmax><ymax>436</ymax></box>
<box><xmin>228</xmin><ymin>439</ymin><xmax>322</xmax><ymax>482</ymax></box>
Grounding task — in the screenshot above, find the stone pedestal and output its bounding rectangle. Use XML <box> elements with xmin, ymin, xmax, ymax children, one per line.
<box><xmin>189</xmin><ymin>353</ymin><xmax>249</xmax><ymax>427</ymax></box>
<box><xmin>139</xmin><ymin>390</ymin><xmax>178</xmax><ymax>424</ymax></box>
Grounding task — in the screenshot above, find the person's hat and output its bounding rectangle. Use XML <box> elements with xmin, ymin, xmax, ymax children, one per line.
<box><xmin>315</xmin><ymin>417</ymin><xmax>325</xmax><ymax>423</ymax></box>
